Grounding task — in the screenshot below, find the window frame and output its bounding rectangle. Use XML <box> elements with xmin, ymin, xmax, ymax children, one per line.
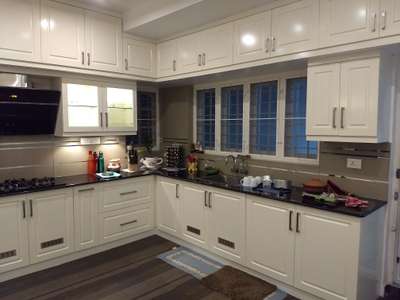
<box><xmin>193</xmin><ymin>71</ymin><xmax>319</xmax><ymax>165</ymax></box>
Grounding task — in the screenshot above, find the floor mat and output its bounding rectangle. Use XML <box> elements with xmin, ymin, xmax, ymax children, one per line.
<box><xmin>158</xmin><ymin>246</ymin><xmax>223</xmax><ymax>279</ymax></box>
<box><xmin>201</xmin><ymin>265</ymin><xmax>277</xmax><ymax>300</ymax></box>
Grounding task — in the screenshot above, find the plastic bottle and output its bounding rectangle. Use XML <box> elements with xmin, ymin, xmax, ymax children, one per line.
<box><xmin>93</xmin><ymin>151</ymin><xmax>99</xmax><ymax>173</ymax></box>
<box><xmin>98</xmin><ymin>152</ymin><xmax>105</xmax><ymax>173</ymax></box>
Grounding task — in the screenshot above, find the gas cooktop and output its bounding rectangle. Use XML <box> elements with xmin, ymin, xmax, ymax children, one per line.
<box><xmin>0</xmin><ymin>177</ymin><xmax>65</xmax><ymax>195</ymax></box>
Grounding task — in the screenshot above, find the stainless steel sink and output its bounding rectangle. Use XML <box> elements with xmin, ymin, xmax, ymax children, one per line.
<box><xmin>198</xmin><ymin>173</ymin><xmax>242</xmax><ymax>187</ymax></box>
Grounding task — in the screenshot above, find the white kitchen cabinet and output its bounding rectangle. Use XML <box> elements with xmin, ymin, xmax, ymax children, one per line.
<box><xmin>320</xmin><ymin>0</ymin><xmax>380</xmax><ymax>46</ymax></box>
<box><xmin>156</xmin><ymin>178</ymin><xmax>181</xmax><ymax>237</ymax></box>
<box><xmin>306</xmin><ymin>63</ymin><xmax>341</xmax><ymax>136</ymax></box>
<box><xmin>177</xmin><ymin>32</ymin><xmax>203</xmax><ymax>74</ymax></box>
<box><xmin>74</xmin><ymin>185</ymin><xmax>99</xmax><ymax>251</ymax></box>
<box><xmin>157</xmin><ymin>39</ymin><xmax>178</xmax><ymax>77</ymax></box>
<box><xmin>85</xmin><ymin>11</ymin><xmax>122</xmax><ymax>72</ymax></box>
<box><xmin>307</xmin><ymin>54</ymin><xmax>392</xmax><ymax>143</ymax></box>
<box><xmin>0</xmin><ymin>197</ymin><xmax>29</xmax><ymax>273</ymax></box>
<box><xmin>123</xmin><ymin>37</ymin><xmax>156</xmax><ymax>77</ymax></box>
<box><xmin>207</xmin><ymin>189</ymin><xmax>245</xmax><ymax>264</ymax></box>
<box><xmin>28</xmin><ymin>189</ymin><xmax>74</xmax><ymax>264</ymax></box>
<box><xmin>180</xmin><ymin>184</ymin><xmax>208</xmax><ymax>248</ymax></box>
<box><xmin>57</xmin><ymin>80</ymin><xmax>137</xmax><ymax>136</ymax></box>
<box><xmin>246</xmin><ymin>196</ymin><xmax>295</xmax><ymax>285</ymax></box>
<box><xmin>201</xmin><ymin>23</ymin><xmax>233</xmax><ymax>69</ymax></box>
<box><xmin>270</xmin><ymin>0</ymin><xmax>319</xmax><ymax>57</ymax></box>
<box><xmin>0</xmin><ymin>0</ymin><xmax>40</xmax><ymax>62</ymax></box>
<box><xmin>40</xmin><ymin>0</ymin><xmax>86</xmax><ymax>68</ymax></box>
<box><xmin>233</xmin><ymin>12</ymin><xmax>271</xmax><ymax>63</ymax></box>
<box><xmin>380</xmin><ymin>0</ymin><xmax>400</xmax><ymax>37</ymax></box>
<box><xmin>294</xmin><ymin>210</ymin><xmax>359</xmax><ymax>300</ymax></box>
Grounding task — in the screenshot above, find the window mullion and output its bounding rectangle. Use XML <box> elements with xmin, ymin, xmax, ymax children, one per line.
<box><xmin>243</xmin><ymin>83</ymin><xmax>250</xmax><ymax>155</ymax></box>
<box><xmin>215</xmin><ymin>87</ymin><xmax>221</xmax><ymax>152</ymax></box>
<box><xmin>277</xmin><ymin>78</ymin><xmax>286</xmax><ymax>159</ymax></box>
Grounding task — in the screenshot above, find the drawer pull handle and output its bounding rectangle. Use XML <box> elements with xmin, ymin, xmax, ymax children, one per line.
<box><xmin>79</xmin><ymin>187</ymin><xmax>95</xmax><ymax>192</ymax></box>
<box><xmin>120</xmin><ymin>190</ymin><xmax>138</xmax><ymax>196</ymax></box>
<box><xmin>218</xmin><ymin>237</ymin><xmax>235</xmax><ymax>249</ymax></box>
<box><xmin>187</xmin><ymin>225</ymin><xmax>201</xmax><ymax>235</ymax></box>
<box><xmin>120</xmin><ymin>220</ymin><xmax>138</xmax><ymax>226</ymax></box>
<box><xmin>0</xmin><ymin>250</ymin><xmax>16</xmax><ymax>260</ymax></box>
<box><xmin>41</xmin><ymin>238</ymin><xmax>64</xmax><ymax>249</ymax></box>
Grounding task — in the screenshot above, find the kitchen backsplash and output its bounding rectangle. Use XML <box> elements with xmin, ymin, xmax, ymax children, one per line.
<box><xmin>0</xmin><ymin>135</ymin><xmax>126</xmax><ymax>180</ymax></box>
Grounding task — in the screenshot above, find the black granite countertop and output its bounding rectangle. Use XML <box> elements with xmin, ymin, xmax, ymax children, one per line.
<box><xmin>0</xmin><ymin>170</ymin><xmax>386</xmax><ymax>218</ymax></box>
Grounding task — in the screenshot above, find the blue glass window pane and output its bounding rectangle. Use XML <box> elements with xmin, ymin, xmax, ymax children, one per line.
<box><xmin>130</xmin><ymin>91</ymin><xmax>156</xmax><ymax>146</ymax></box>
<box><xmin>221</xmin><ymin>85</ymin><xmax>243</xmax><ymax>152</ymax></box>
<box><xmin>196</xmin><ymin>89</ymin><xmax>215</xmax><ymax>150</ymax></box>
<box><xmin>250</xmin><ymin>81</ymin><xmax>278</xmax><ymax>155</ymax></box>
<box><xmin>285</xmin><ymin>78</ymin><xmax>317</xmax><ymax>159</ymax></box>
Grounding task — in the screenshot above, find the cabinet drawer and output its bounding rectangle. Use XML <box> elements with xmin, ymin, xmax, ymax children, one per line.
<box><xmin>101</xmin><ymin>178</ymin><xmax>152</xmax><ymax>211</ymax></box>
<box><xmin>99</xmin><ymin>204</ymin><xmax>154</xmax><ymax>243</ymax></box>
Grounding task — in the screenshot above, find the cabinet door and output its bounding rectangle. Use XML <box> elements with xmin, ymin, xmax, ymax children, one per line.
<box><xmin>62</xmin><ymin>82</ymin><xmax>103</xmax><ymax>132</ymax></box>
<box><xmin>41</xmin><ymin>0</ymin><xmax>86</xmax><ymax>67</ymax></box>
<box><xmin>380</xmin><ymin>0</ymin><xmax>400</xmax><ymax>37</ymax></box>
<box><xmin>157</xmin><ymin>40</ymin><xmax>177</xmax><ymax>77</ymax></box>
<box><xmin>207</xmin><ymin>190</ymin><xmax>245</xmax><ymax>264</ymax></box>
<box><xmin>103</xmin><ymin>86</ymin><xmax>137</xmax><ymax>132</ymax></box>
<box><xmin>233</xmin><ymin>11</ymin><xmax>271</xmax><ymax>63</ymax></box>
<box><xmin>271</xmin><ymin>0</ymin><xmax>319</xmax><ymax>56</ymax></box>
<box><xmin>0</xmin><ymin>197</ymin><xmax>29</xmax><ymax>273</ymax></box>
<box><xmin>246</xmin><ymin>196</ymin><xmax>295</xmax><ymax>285</ymax></box>
<box><xmin>28</xmin><ymin>189</ymin><xmax>74</xmax><ymax>263</ymax></box>
<box><xmin>294</xmin><ymin>210</ymin><xmax>359</xmax><ymax>300</ymax></box>
<box><xmin>0</xmin><ymin>0</ymin><xmax>40</xmax><ymax>62</ymax></box>
<box><xmin>320</xmin><ymin>0</ymin><xmax>379</xmax><ymax>46</ymax></box>
<box><xmin>306</xmin><ymin>63</ymin><xmax>340</xmax><ymax>137</ymax></box>
<box><xmin>177</xmin><ymin>32</ymin><xmax>202</xmax><ymax>73</ymax></box>
<box><xmin>74</xmin><ymin>185</ymin><xmax>99</xmax><ymax>251</ymax></box>
<box><xmin>339</xmin><ymin>58</ymin><xmax>379</xmax><ymax>137</ymax></box>
<box><xmin>202</xmin><ymin>23</ymin><xmax>233</xmax><ymax>69</ymax></box>
<box><xmin>157</xmin><ymin>179</ymin><xmax>180</xmax><ymax>237</ymax></box>
<box><xmin>85</xmin><ymin>11</ymin><xmax>122</xmax><ymax>72</ymax></box>
<box><xmin>123</xmin><ymin>37</ymin><xmax>156</xmax><ymax>77</ymax></box>
<box><xmin>180</xmin><ymin>184</ymin><xmax>207</xmax><ymax>248</ymax></box>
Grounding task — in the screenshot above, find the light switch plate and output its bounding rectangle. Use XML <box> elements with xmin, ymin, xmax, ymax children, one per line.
<box><xmin>347</xmin><ymin>158</ymin><xmax>362</xmax><ymax>170</ymax></box>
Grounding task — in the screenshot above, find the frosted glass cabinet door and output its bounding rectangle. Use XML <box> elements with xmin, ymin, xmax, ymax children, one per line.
<box><xmin>104</xmin><ymin>87</ymin><xmax>137</xmax><ymax>132</ymax></box>
<box><xmin>63</xmin><ymin>83</ymin><xmax>102</xmax><ymax>132</ymax></box>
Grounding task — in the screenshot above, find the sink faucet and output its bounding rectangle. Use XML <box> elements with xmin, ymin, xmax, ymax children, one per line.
<box><xmin>225</xmin><ymin>154</ymin><xmax>250</xmax><ymax>174</ymax></box>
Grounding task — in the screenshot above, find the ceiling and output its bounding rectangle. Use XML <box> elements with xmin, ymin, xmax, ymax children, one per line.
<box><xmin>73</xmin><ymin>0</ymin><xmax>276</xmax><ymax>40</ymax></box>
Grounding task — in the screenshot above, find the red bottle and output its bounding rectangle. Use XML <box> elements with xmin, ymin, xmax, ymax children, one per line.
<box><xmin>87</xmin><ymin>151</ymin><xmax>96</xmax><ymax>175</ymax></box>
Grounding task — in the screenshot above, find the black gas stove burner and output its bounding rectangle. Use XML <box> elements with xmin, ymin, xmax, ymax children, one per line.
<box><xmin>0</xmin><ymin>177</ymin><xmax>63</xmax><ymax>194</ymax></box>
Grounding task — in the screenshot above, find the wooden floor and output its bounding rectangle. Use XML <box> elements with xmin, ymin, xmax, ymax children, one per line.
<box><xmin>0</xmin><ymin>235</ymin><xmax>229</xmax><ymax>300</ymax></box>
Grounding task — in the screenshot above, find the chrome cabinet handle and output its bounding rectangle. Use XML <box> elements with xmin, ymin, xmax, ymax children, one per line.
<box><xmin>296</xmin><ymin>212</ymin><xmax>300</xmax><ymax>233</ymax></box>
<box><xmin>173</xmin><ymin>59</ymin><xmax>176</xmax><ymax>71</ymax></box>
<box><xmin>22</xmin><ymin>201</ymin><xmax>26</xmax><ymax>219</ymax></box>
<box><xmin>176</xmin><ymin>184</ymin><xmax>179</xmax><ymax>198</ymax></box>
<box><xmin>202</xmin><ymin>53</ymin><xmax>205</xmax><ymax>66</ymax></box>
<box><xmin>125</xmin><ymin>58</ymin><xmax>128</xmax><ymax>70</ymax></box>
<box><xmin>105</xmin><ymin>112</ymin><xmax>109</xmax><ymax>128</ymax></box>
<box><xmin>289</xmin><ymin>210</ymin><xmax>293</xmax><ymax>231</ymax></box>
<box><xmin>198</xmin><ymin>54</ymin><xmax>202</xmax><ymax>66</ymax></box>
<box><xmin>332</xmin><ymin>107</ymin><xmax>337</xmax><ymax>128</ymax></box>
<box><xmin>204</xmin><ymin>191</ymin><xmax>208</xmax><ymax>207</ymax></box>
<box><xmin>340</xmin><ymin>107</ymin><xmax>345</xmax><ymax>129</ymax></box>
<box><xmin>120</xmin><ymin>190</ymin><xmax>138</xmax><ymax>196</ymax></box>
<box><xmin>81</xmin><ymin>51</ymin><xmax>85</xmax><ymax>65</ymax></box>
<box><xmin>87</xmin><ymin>53</ymin><xmax>91</xmax><ymax>66</ymax></box>
<box><xmin>29</xmin><ymin>200</ymin><xmax>33</xmax><ymax>217</ymax></box>
<box><xmin>208</xmin><ymin>191</ymin><xmax>212</xmax><ymax>208</ymax></box>
<box><xmin>371</xmin><ymin>12</ymin><xmax>377</xmax><ymax>32</ymax></box>
<box><xmin>120</xmin><ymin>220</ymin><xmax>137</xmax><ymax>227</ymax></box>
<box><xmin>381</xmin><ymin>10</ymin><xmax>387</xmax><ymax>30</ymax></box>
<box><xmin>271</xmin><ymin>37</ymin><xmax>276</xmax><ymax>52</ymax></box>
<box><xmin>265</xmin><ymin>37</ymin><xmax>270</xmax><ymax>53</ymax></box>
<box><xmin>99</xmin><ymin>112</ymin><xmax>103</xmax><ymax>127</ymax></box>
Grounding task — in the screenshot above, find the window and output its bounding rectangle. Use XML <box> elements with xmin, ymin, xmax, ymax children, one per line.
<box><xmin>221</xmin><ymin>85</ymin><xmax>243</xmax><ymax>152</ymax></box>
<box><xmin>284</xmin><ymin>78</ymin><xmax>317</xmax><ymax>159</ymax></box>
<box><xmin>250</xmin><ymin>81</ymin><xmax>278</xmax><ymax>155</ymax></box>
<box><xmin>196</xmin><ymin>89</ymin><xmax>215</xmax><ymax>150</ymax></box>
<box><xmin>130</xmin><ymin>91</ymin><xmax>157</xmax><ymax>148</ymax></box>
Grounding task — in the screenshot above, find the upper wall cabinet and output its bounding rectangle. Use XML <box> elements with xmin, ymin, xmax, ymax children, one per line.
<box><xmin>320</xmin><ymin>0</ymin><xmax>380</xmax><ymax>46</ymax></box>
<box><xmin>41</xmin><ymin>0</ymin><xmax>85</xmax><ymax>68</ymax></box>
<box><xmin>123</xmin><ymin>37</ymin><xmax>156</xmax><ymax>78</ymax></box>
<box><xmin>177</xmin><ymin>23</ymin><xmax>233</xmax><ymax>74</ymax></box>
<box><xmin>233</xmin><ymin>0</ymin><xmax>318</xmax><ymax>63</ymax></box>
<box><xmin>380</xmin><ymin>0</ymin><xmax>400</xmax><ymax>37</ymax></box>
<box><xmin>0</xmin><ymin>0</ymin><xmax>40</xmax><ymax>62</ymax></box>
<box><xmin>40</xmin><ymin>0</ymin><xmax>122</xmax><ymax>73</ymax></box>
<box><xmin>307</xmin><ymin>54</ymin><xmax>393</xmax><ymax>143</ymax></box>
<box><xmin>157</xmin><ymin>39</ymin><xmax>178</xmax><ymax>77</ymax></box>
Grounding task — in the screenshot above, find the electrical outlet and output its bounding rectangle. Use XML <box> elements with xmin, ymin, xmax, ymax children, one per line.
<box><xmin>347</xmin><ymin>158</ymin><xmax>362</xmax><ymax>170</ymax></box>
